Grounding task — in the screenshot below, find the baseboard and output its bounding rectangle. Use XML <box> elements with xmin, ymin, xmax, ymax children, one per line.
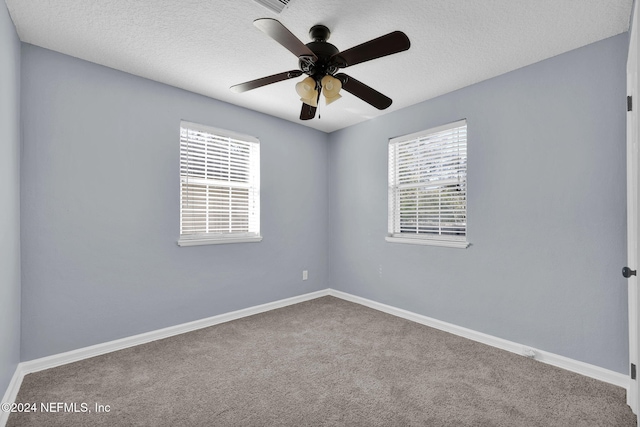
<box><xmin>2</xmin><ymin>286</ymin><xmax>628</xmax><ymax>424</ymax></box>
<box><xmin>0</xmin><ymin>364</ymin><xmax>25</xmax><ymax>427</ymax></box>
<box><xmin>20</xmin><ymin>289</ymin><xmax>329</xmax><ymax>376</ymax></box>
<box><xmin>328</xmin><ymin>289</ymin><xmax>629</xmax><ymax>390</ymax></box>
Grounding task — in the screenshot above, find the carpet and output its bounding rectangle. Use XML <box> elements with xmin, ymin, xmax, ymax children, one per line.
<box><xmin>7</xmin><ymin>296</ymin><xmax>636</xmax><ymax>426</ymax></box>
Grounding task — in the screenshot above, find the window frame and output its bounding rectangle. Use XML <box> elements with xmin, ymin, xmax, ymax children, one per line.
<box><xmin>386</xmin><ymin>119</ymin><xmax>469</xmax><ymax>249</ymax></box>
<box><xmin>178</xmin><ymin>121</ymin><xmax>262</xmax><ymax>247</ymax></box>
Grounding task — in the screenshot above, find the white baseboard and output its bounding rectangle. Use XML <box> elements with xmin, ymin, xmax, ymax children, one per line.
<box><xmin>0</xmin><ymin>289</ymin><xmax>329</xmax><ymax>427</ymax></box>
<box><xmin>0</xmin><ymin>364</ymin><xmax>25</xmax><ymax>427</ymax></box>
<box><xmin>328</xmin><ymin>289</ymin><xmax>629</xmax><ymax>390</ymax></box>
<box><xmin>21</xmin><ymin>289</ymin><xmax>329</xmax><ymax>375</ymax></box>
<box><xmin>20</xmin><ymin>289</ymin><xmax>329</xmax><ymax>375</ymax></box>
<box><xmin>1</xmin><ymin>286</ymin><xmax>629</xmax><ymax>426</ymax></box>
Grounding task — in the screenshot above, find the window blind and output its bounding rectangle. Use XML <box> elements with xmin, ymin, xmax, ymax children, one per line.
<box><xmin>179</xmin><ymin>121</ymin><xmax>260</xmax><ymax>243</ymax></box>
<box><xmin>388</xmin><ymin>120</ymin><xmax>467</xmax><ymax>242</ymax></box>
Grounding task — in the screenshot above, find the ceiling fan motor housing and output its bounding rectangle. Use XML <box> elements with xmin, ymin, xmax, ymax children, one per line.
<box><xmin>300</xmin><ymin>24</ymin><xmax>340</xmax><ymax>84</ymax></box>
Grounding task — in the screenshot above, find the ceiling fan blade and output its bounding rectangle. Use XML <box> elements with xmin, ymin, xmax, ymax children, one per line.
<box><xmin>331</xmin><ymin>31</ymin><xmax>410</xmax><ymax>68</ymax></box>
<box><xmin>230</xmin><ymin>70</ymin><xmax>303</xmax><ymax>93</ymax></box>
<box><xmin>335</xmin><ymin>73</ymin><xmax>392</xmax><ymax>110</ymax></box>
<box><xmin>300</xmin><ymin>103</ymin><xmax>316</xmax><ymax>120</ymax></box>
<box><xmin>254</xmin><ymin>18</ymin><xmax>318</xmax><ymax>61</ymax></box>
<box><xmin>300</xmin><ymin>86</ymin><xmax>321</xmax><ymax>120</ymax></box>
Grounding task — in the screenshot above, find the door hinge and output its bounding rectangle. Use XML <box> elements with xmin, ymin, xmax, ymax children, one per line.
<box><xmin>628</xmin><ymin>95</ymin><xmax>633</xmax><ymax>112</ymax></box>
<box><xmin>632</xmin><ymin>363</ymin><xmax>636</xmax><ymax>380</ymax></box>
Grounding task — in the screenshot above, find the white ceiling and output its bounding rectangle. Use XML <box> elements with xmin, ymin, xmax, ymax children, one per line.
<box><xmin>5</xmin><ymin>0</ymin><xmax>634</xmax><ymax>133</ymax></box>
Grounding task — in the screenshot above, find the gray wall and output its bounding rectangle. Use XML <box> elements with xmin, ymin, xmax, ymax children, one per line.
<box><xmin>20</xmin><ymin>44</ymin><xmax>328</xmax><ymax>360</ymax></box>
<box><xmin>0</xmin><ymin>2</ymin><xmax>21</xmax><ymax>393</ymax></box>
<box><xmin>18</xmin><ymin>30</ymin><xmax>630</xmax><ymax>374</ymax></box>
<box><xmin>328</xmin><ymin>34</ymin><xmax>629</xmax><ymax>373</ymax></box>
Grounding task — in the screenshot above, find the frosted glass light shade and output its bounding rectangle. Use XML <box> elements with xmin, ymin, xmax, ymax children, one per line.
<box><xmin>296</xmin><ymin>77</ymin><xmax>318</xmax><ymax>107</ymax></box>
<box><xmin>321</xmin><ymin>75</ymin><xmax>342</xmax><ymax>105</ymax></box>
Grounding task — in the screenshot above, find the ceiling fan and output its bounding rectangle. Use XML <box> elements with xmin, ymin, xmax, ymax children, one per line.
<box><xmin>230</xmin><ymin>18</ymin><xmax>410</xmax><ymax>120</ymax></box>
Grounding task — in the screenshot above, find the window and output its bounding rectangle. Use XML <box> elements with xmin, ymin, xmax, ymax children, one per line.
<box><xmin>387</xmin><ymin>119</ymin><xmax>468</xmax><ymax>248</ymax></box>
<box><xmin>178</xmin><ymin>121</ymin><xmax>261</xmax><ymax>246</ymax></box>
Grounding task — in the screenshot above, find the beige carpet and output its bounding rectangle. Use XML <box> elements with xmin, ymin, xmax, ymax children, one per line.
<box><xmin>7</xmin><ymin>296</ymin><xmax>636</xmax><ymax>426</ymax></box>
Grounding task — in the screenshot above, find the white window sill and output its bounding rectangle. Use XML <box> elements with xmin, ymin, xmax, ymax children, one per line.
<box><xmin>385</xmin><ymin>236</ymin><xmax>469</xmax><ymax>249</ymax></box>
<box><xmin>178</xmin><ymin>236</ymin><xmax>263</xmax><ymax>247</ymax></box>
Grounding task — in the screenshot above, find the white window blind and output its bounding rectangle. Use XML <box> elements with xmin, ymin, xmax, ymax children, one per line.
<box><xmin>388</xmin><ymin>119</ymin><xmax>468</xmax><ymax>248</ymax></box>
<box><xmin>179</xmin><ymin>121</ymin><xmax>261</xmax><ymax>246</ymax></box>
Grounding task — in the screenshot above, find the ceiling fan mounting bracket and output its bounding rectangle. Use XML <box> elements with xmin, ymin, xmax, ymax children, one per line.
<box><xmin>298</xmin><ymin>55</ymin><xmax>316</xmax><ymax>73</ymax></box>
<box><xmin>286</xmin><ymin>70</ymin><xmax>303</xmax><ymax>79</ymax></box>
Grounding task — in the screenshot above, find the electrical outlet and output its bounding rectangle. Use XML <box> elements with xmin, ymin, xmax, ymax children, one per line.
<box><xmin>302</xmin><ymin>270</ymin><xmax>308</xmax><ymax>281</ymax></box>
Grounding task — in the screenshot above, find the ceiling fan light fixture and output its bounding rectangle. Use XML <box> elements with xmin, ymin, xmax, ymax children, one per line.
<box><xmin>321</xmin><ymin>75</ymin><xmax>342</xmax><ymax>105</ymax></box>
<box><xmin>232</xmin><ymin>19</ymin><xmax>410</xmax><ymax>120</ymax></box>
<box><xmin>296</xmin><ymin>76</ymin><xmax>318</xmax><ymax>107</ymax></box>
<box><xmin>324</xmin><ymin>93</ymin><xmax>341</xmax><ymax>105</ymax></box>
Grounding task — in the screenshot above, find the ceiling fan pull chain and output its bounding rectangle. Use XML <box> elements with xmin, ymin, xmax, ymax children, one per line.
<box><xmin>317</xmin><ymin>83</ymin><xmax>322</xmax><ymax>119</ymax></box>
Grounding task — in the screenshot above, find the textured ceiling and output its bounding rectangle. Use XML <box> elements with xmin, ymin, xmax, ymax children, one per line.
<box><xmin>5</xmin><ymin>0</ymin><xmax>634</xmax><ymax>132</ymax></box>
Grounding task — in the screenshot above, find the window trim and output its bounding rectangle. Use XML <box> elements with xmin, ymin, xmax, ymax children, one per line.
<box><xmin>178</xmin><ymin>235</ymin><xmax>263</xmax><ymax>247</ymax></box>
<box><xmin>387</xmin><ymin>119</ymin><xmax>468</xmax><ymax>248</ymax></box>
<box><xmin>178</xmin><ymin>121</ymin><xmax>261</xmax><ymax>246</ymax></box>
<box><xmin>385</xmin><ymin>235</ymin><xmax>469</xmax><ymax>248</ymax></box>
